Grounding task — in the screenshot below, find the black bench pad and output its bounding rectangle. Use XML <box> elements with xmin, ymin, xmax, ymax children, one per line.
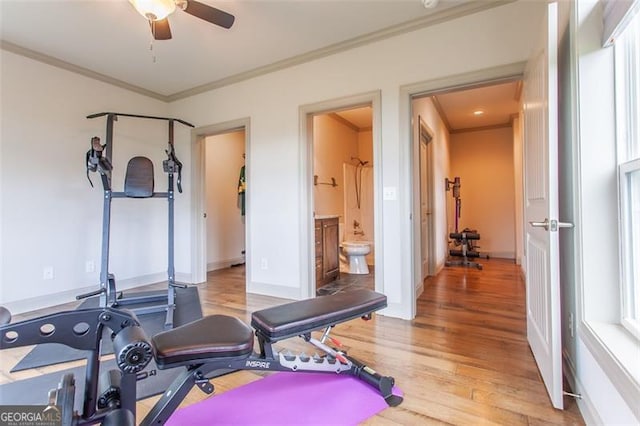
<box><xmin>449</xmin><ymin>232</ymin><xmax>480</xmax><ymax>240</ymax></box>
<box><xmin>251</xmin><ymin>289</ymin><xmax>387</xmax><ymax>342</ymax></box>
<box><xmin>152</xmin><ymin>315</ymin><xmax>254</xmax><ymax>369</ymax></box>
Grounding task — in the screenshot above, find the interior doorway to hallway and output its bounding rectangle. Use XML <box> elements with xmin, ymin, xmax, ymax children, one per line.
<box><xmin>410</xmin><ymin>78</ymin><xmax>524</xmax><ymax>299</ymax></box>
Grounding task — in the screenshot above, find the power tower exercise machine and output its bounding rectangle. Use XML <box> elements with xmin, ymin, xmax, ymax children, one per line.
<box><xmin>444</xmin><ymin>177</ymin><xmax>488</xmax><ymax>270</ymax></box>
<box><xmin>77</xmin><ymin>112</ymin><xmax>194</xmax><ymax>329</ymax></box>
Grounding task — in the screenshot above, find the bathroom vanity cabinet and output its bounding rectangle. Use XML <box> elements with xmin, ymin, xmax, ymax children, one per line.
<box><xmin>315</xmin><ymin>217</ymin><xmax>340</xmax><ymax>287</ymax></box>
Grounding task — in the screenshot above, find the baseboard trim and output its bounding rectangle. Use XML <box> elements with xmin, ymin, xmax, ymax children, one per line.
<box><xmin>573</xmin><ymin>373</ymin><xmax>604</xmax><ymax>425</ymax></box>
<box><xmin>207</xmin><ymin>256</ymin><xmax>246</xmax><ymax>272</ymax></box>
<box><xmin>247</xmin><ymin>281</ymin><xmax>300</xmax><ymax>301</ymax></box>
<box><xmin>487</xmin><ymin>251</ymin><xmax>515</xmax><ymax>259</ymax></box>
<box><xmin>4</xmin><ymin>272</ymin><xmax>187</xmax><ymax>315</ymax></box>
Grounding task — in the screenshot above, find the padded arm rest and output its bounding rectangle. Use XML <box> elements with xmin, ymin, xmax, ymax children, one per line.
<box><xmin>251</xmin><ymin>289</ymin><xmax>386</xmax><ymax>342</ymax></box>
<box><xmin>0</xmin><ymin>306</ymin><xmax>10</xmax><ymax>326</ymax></box>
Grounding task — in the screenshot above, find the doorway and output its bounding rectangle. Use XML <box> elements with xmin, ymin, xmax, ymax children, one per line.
<box><xmin>312</xmin><ymin>106</ymin><xmax>374</xmax><ymax>295</ymax></box>
<box><xmin>408</xmin><ymin>75</ymin><xmax>524</xmax><ymax>306</ymax></box>
<box><xmin>205</xmin><ymin>130</ymin><xmax>247</xmax><ymax>272</ymax></box>
<box><xmin>189</xmin><ymin>118</ymin><xmax>250</xmax><ymax>287</ymax></box>
<box><xmin>299</xmin><ymin>91</ymin><xmax>382</xmax><ymax>299</ymax></box>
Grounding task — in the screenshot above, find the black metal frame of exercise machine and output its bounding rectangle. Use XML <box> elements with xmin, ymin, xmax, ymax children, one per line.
<box><xmin>77</xmin><ymin>112</ymin><xmax>194</xmax><ymax>329</ymax></box>
<box><xmin>0</xmin><ymin>289</ymin><xmax>401</xmax><ymax>426</ymax></box>
<box><xmin>444</xmin><ymin>177</ymin><xmax>487</xmax><ymax>270</ymax></box>
<box><xmin>0</xmin><ymin>306</ymin><xmax>148</xmax><ymax>425</ymax></box>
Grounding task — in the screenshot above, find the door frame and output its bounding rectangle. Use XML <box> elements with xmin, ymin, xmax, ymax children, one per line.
<box><xmin>190</xmin><ymin>117</ymin><xmax>251</xmax><ymax>286</ymax></box>
<box><xmin>299</xmin><ymin>91</ymin><xmax>382</xmax><ymax>299</ymax></box>
<box><xmin>400</xmin><ymin>62</ymin><xmax>525</xmax><ymax>319</ymax></box>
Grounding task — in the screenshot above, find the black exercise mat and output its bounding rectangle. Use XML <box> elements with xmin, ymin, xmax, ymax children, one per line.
<box><xmin>11</xmin><ymin>286</ymin><xmax>202</xmax><ymax>372</ymax></box>
<box><xmin>0</xmin><ymin>358</ymin><xmax>186</xmax><ymax>409</ymax></box>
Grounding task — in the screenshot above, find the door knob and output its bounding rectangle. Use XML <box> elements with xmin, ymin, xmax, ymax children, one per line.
<box><xmin>529</xmin><ymin>218</ymin><xmax>574</xmax><ymax>232</ymax></box>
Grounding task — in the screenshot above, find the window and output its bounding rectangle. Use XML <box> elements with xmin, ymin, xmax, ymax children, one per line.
<box><xmin>615</xmin><ymin>11</ymin><xmax>640</xmax><ymax>338</ymax></box>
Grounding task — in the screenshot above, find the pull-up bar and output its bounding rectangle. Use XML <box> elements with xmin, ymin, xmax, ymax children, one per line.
<box><xmin>87</xmin><ymin>112</ymin><xmax>195</xmax><ymax>128</ymax></box>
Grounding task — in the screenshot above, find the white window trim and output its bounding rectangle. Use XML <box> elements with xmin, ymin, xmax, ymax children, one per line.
<box><xmin>575</xmin><ymin>1</ymin><xmax>640</xmax><ymax>419</ymax></box>
<box><xmin>618</xmin><ymin>158</ymin><xmax>640</xmax><ymax>339</ymax></box>
<box><xmin>614</xmin><ymin>8</ymin><xmax>640</xmax><ymax>341</ymax></box>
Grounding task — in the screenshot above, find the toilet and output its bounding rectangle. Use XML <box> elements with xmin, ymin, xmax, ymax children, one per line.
<box><xmin>339</xmin><ymin>223</ymin><xmax>371</xmax><ymax>274</ymax></box>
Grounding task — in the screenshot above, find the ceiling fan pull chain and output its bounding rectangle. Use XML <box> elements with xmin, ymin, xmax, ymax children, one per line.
<box><xmin>149</xmin><ymin>21</ymin><xmax>157</xmax><ymax>63</ymax></box>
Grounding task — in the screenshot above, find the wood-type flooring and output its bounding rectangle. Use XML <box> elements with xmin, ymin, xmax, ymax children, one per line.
<box><xmin>0</xmin><ymin>259</ymin><xmax>585</xmax><ymax>425</ymax></box>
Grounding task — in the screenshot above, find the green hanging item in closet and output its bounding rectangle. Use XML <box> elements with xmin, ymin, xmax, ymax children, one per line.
<box><xmin>238</xmin><ymin>165</ymin><xmax>246</xmax><ymax>216</ymax></box>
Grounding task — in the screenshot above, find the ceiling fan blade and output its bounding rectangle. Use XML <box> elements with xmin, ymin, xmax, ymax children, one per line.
<box><xmin>183</xmin><ymin>0</ymin><xmax>235</xmax><ymax>29</ymax></box>
<box><xmin>150</xmin><ymin>18</ymin><xmax>172</xmax><ymax>40</ymax></box>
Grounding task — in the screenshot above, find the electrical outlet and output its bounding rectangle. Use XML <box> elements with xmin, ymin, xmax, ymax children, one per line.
<box><xmin>85</xmin><ymin>260</ymin><xmax>95</xmax><ymax>273</ymax></box>
<box><xmin>43</xmin><ymin>267</ymin><xmax>54</xmax><ymax>280</ymax></box>
<box><xmin>260</xmin><ymin>258</ymin><xmax>268</xmax><ymax>270</ymax></box>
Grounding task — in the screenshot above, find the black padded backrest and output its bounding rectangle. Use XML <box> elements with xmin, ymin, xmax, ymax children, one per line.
<box><xmin>124</xmin><ymin>156</ymin><xmax>154</xmax><ymax>198</ymax></box>
<box><xmin>251</xmin><ymin>289</ymin><xmax>387</xmax><ymax>341</ymax></box>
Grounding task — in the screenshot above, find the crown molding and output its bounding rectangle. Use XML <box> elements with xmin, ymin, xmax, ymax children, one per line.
<box><xmin>0</xmin><ymin>40</ymin><xmax>169</xmax><ymax>102</ymax></box>
<box><xmin>2</xmin><ymin>0</ymin><xmax>516</xmax><ymax>103</ymax></box>
<box><xmin>430</xmin><ymin>96</ymin><xmax>453</xmax><ymax>133</ymax></box>
<box><xmin>167</xmin><ymin>0</ymin><xmax>516</xmax><ymax>101</ymax></box>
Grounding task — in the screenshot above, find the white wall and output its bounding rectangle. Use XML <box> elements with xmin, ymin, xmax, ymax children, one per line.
<box><xmin>205</xmin><ymin>131</ymin><xmax>246</xmax><ymax>270</ymax></box>
<box><xmin>0</xmin><ymin>51</ymin><xmax>195</xmax><ymax>313</ymax></box>
<box><xmin>358</xmin><ymin>130</ymin><xmax>373</xmax><ymax>162</ymax></box>
<box><xmin>170</xmin><ymin>1</ymin><xmax>545</xmax><ymax>316</ymax></box>
<box><xmin>450</xmin><ymin>127</ymin><xmax>516</xmax><ymax>258</ymax></box>
<box><xmin>313</xmin><ymin>115</ymin><xmax>359</xmax><ymax>218</ymax></box>
<box><xmin>412</xmin><ymin>97</ymin><xmax>451</xmax><ymax>271</ymax></box>
<box><xmin>513</xmin><ymin>115</ymin><xmax>524</xmax><ymax>267</ymax></box>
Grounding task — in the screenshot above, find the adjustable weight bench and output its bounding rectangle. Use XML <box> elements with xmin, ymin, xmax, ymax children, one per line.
<box><xmin>142</xmin><ymin>289</ymin><xmax>402</xmax><ymax>425</ymax></box>
<box><xmin>1</xmin><ymin>289</ymin><xmax>402</xmax><ymax>425</ymax></box>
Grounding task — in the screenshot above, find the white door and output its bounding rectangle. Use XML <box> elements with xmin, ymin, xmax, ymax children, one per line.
<box><xmin>523</xmin><ymin>1</ymin><xmax>565</xmax><ymax>409</ymax></box>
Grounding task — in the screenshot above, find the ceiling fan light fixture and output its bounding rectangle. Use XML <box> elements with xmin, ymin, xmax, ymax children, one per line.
<box><xmin>422</xmin><ymin>0</ymin><xmax>439</xmax><ymax>9</ymax></box>
<box><xmin>129</xmin><ymin>0</ymin><xmax>176</xmax><ymax>21</ymax></box>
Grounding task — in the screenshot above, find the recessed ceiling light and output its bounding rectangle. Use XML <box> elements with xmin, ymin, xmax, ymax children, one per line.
<box><xmin>473</xmin><ymin>110</ymin><xmax>485</xmax><ymax>116</ymax></box>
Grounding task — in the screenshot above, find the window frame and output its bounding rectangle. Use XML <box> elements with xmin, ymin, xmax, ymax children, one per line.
<box><xmin>614</xmin><ymin>12</ymin><xmax>640</xmax><ymax>340</ymax></box>
<box><xmin>618</xmin><ymin>159</ymin><xmax>640</xmax><ymax>338</ymax></box>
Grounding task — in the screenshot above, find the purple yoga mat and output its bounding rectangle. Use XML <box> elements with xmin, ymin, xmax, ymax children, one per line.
<box><xmin>167</xmin><ymin>372</ymin><xmax>402</xmax><ymax>425</ymax></box>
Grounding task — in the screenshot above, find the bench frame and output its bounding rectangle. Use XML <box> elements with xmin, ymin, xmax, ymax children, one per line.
<box><xmin>1</xmin><ymin>290</ymin><xmax>402</xmax><ymax>426</ymax></box>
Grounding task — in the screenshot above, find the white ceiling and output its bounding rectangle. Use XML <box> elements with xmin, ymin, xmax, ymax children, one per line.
<box><xmin>0</xmin><ymin>0</ymin><xmax>489</xmax><ymax>100</ymax></box>
<box><xmin>434</xmin><ymin>80</ymin><xmax>521</xmax><ymax>131</ymax></box>
<box><xmin>333</xmin><ymin>81</ymin><xmax>521</xmax><ymax>132</ymax></box>
<box><xmin>1</xmin><ymin>0</ymin><xmax>520</xmax><ymax>129</ymax></box>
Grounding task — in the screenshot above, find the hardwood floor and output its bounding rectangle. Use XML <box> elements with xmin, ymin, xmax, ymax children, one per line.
<box><xmin>0</xmin><ymin>259</ymin><xmax>585</xmax><ymax>425</ymax></box>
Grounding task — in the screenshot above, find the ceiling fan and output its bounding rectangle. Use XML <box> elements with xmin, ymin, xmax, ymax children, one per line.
<box><xmin>129</xmin><ymin>0</ymin><xmax>235</xmax><ymax>40</ymax></box>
